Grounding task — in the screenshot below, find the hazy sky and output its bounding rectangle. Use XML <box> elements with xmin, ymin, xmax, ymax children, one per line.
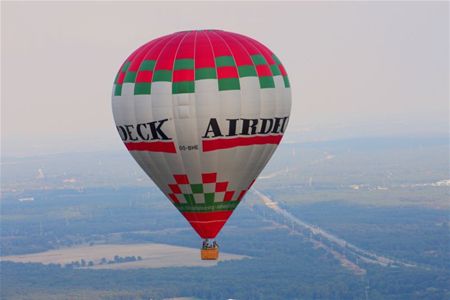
<box><xmin>2</xmin><ymin>2</ymin><xmax>448</xmax><ymax>156</ymax></box>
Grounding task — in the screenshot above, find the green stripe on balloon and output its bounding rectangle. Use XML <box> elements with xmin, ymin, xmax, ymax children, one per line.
<box><xmin>153</xmin><ymin>70</ymin><xmax>172</xmax><ymax>82</ymax></box>
<box><xmin>183</xmin><ymin>194</ymin><xmax>195</xmax><ymax>204</ymax></box>
<box><xmin>283</xmin><ymin>76</ymin><xmax>290</xmax><ymax>88</ymax></box>
<box><xmin>238</xmin><ymin>65</ymin><xmax>257</xmax><ymax>77</ymax></box>
<box><xmin>270</xmin><ymin>65</ymin><xmax>281</xmax><ymax>76</ymax></box>
<box><xmin>259</xmin><ymin>76</ymin><xmax>275</xmax><ymax>88</ymax></box>
<box><xmin>218</xmin><ymin>78</ymin><xmax>240</xmax><ymax>91</ymax></box>
<box><xmin>140</xmin><ymin>60</ymin><xmax>156</xmax><ymax>71</ymax></box>
<box><xmin>134</xmin><ymin>83</ymin><xmax>151</xmax><ymax>95</ymax></box>
<box><xmin>174</xmin><ymin>59</ymin><xmax>194</xmax><ymax>70</ymax></box>
<box><xmin>215</xmin><ymin>56</ymin><xmax>235</xmax><ymax>67</ymax></box>
<box><xmin>195</xmin><ymin>68</ymin><xmax>216</xmax><ymax>80</ymax></box>
<box><xmin>172</xmin><ymin>81</ymin><xmax>195</xmax><ymax>94</ymax></box>
<box><xmin>191</xmin><ymin>184</ymin><xmax>203</xmax><ymax>194</ymax></box>
<box><xmin>114</xmin><ymin>84</ymin><xmax>122</xmax><ymax>96</ymax></box>
<box><xmin>251</xmin><ymin>54</ymin><xmax>267</xmax><ymax>65</ymax></box>
<box><xmin>272</xmin><ymin>54</ymin><xmax>282</xmax><ymax>65</ymax></box>
<box><xmin>121</xmin><ymin>61</ymin><xmax>131</xmax><ymax>72</ymax></box>
<box><xmin>204</xmin><ymin>193</ymin><xmax>215</xmax><ymax>204</ymax></box>
<box><xmin>124</xmin><ymin>72</ymin><xmax>137</xmax><ymax>83</ymax></box>
<box><xmin>174</xmin><ymin>201</ymin><xmax>240</xmax><ymax>212</ymax></box>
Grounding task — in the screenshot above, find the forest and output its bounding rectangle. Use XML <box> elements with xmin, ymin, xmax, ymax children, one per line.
<box><xmin>1</xmin><ymin>187</ymin><xmax>449</xmax><ymax>299</ymax></box>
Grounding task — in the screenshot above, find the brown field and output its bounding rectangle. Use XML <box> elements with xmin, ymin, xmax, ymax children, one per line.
<box><xmin>1</xmin><ymin>243</ymin><xmax>249</xmax><ymax>269</ymax></box>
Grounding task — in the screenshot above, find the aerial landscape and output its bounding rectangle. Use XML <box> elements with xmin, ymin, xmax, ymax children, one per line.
<box><xmin>2</xmin><ymin>2</ymin><xmax>448</xmax><ymax>300</ymax></box>
<box><xmin>2</xmin><ymin>133</ymin><xmax>449</xmax><ymax>299</ymax></box>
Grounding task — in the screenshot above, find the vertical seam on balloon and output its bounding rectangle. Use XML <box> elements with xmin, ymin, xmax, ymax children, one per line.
<box><xmin>207</xmin><ymin>31</ymin><xmax>239</xmax><ymax>207</ymax></box>
<box><xmin>134</xmin><ymin>36</ymin><xmax>171</xmax><ymax>192</ymax></box>
<box><xmin>116</xmin><ymin>37</ymin><xmax>161</xmax><ymax>91</ymax></box>
<box><xmin>143</xmin><ymin>34</ymin><xmax>178</xmax><ymax>89</ymax></box>
<box><xmin>249</xmin><ymin>39</ymin><xmax>285</xmax><ymax>90</ymax></box>
<box><xmin>249</xmin><ymin>38</ymin><xmax>288</xmax><ymax>175</ymax></box>
<box><xmin>226</xmin><ymin>32</ymin><xmax>265</xmax><ymax>195</ymax></box>
<box><xmin>165</xmin><ymin>31</ymin><xmax>189</xmax><ymax>204</ymax></box>
<box><xmin>253</xmin><ymin>40</ymin><xmax>290</xmax><ymax>89</ymax></box>
<box><xmin>203</xmin><ymin>30</ymin><xmax>219</xmax><ymax>89</ymax></box>
<box><xmin>169</xmin><ymin>31</ymin><xmax>201</xmax><ymax>232</ymax></box>
<box><xmin>148</xmin><ymin>32</ymin><xmax>184</xmax><ymax>199</ymax></box>
<box><xmin>245</xmin><ymin>36</ymin><xmax>277</xmax><ymax>185</ymax></box>
<box><xmin>192</xmin><ymin>30</ymin><xmax>203</xmax><ymax>223</ymax></box>
<box><xmin>191</xmin><ymin>30</ymin><xmax>203</xmax><ymax>232</ymax></box>
<box><xmin>171</xmin><ymin>32</ymin><xmax>194</xmax><ymax>204</ymax></box>
<box><xmin>251</xmin><ymin>39</ymin><xmax>291</xmax><ymax>130</ymax></box>
<box><xmin>210</xmin><ymin>30</ymin><xmax>250</xmax><ymax>200</ymax></box>
<box><xmin>113</xmin><ymin>44</ymin><xmax>141</xmax><ymax>93</ymax></box>
<box><xmin>134</xmin><ymin>35</ymin><xmax>166</xmax><ymax>90</ymax></box>
<box><xmin>139</xmin><ymin>34</ymin><xmax>178</xmax><ymax>192</ymax></box>
<box><xmin>245</xmin><ymin>36</ymin><xmax>280</xmax><ymax>186</ymax></box>
<box><xmin>171</xmin><ymin>31</ymin><xmax>191</xmax><ymax>89</ymax></box>
<box><xmin>248</xmin><ymin>36</ymin><xmax>287</xmax><ymax>171</ymax></box>
<box><xmin>233</xmin><ymin>33</ymin><xmax>279</xmax><ymax>183</ymax></box>
<box><xmin>202</xmin><ymin>30</ymin><xmax>220</xmax><ymax>227</ymax></box>
<box><xmin>127</xmin><ymin>39</ymin><xmax>164</xmax><ymax>192</ymax></box>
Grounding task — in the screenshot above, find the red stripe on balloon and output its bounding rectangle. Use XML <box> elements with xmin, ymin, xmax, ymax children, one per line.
<box><xmin>216</xmin><ymin>66</ymin><xmax>239</xmax><ymax>79</ymax></box>
<box><xmin>255</xmin><ymin>65</ymin><xmax>272</xmax><ymax>77</ymax></box>
<box><xmin>182</xmin><ymin>211</ymin><xmax>234</xmax><ymax>238</ymax></box>
<box><xmin>278</xmin><ymin>64</ymin><xmax>288</xmax><ymax>76</ymax></box>
<box><xmin>154</xmin><ymin>33</ymin><xmax>186</xmax><ymax>71</ymax></box>
<box><xmin>248</xmin><ymin>38</ymin><xmax>277</xmax><ymax>65</ymax></box>
<box><xmin>135</xmin><ymin>71</ymin><xmax>153</xmax><ymax>83</ymax></box>
<box><xmin>195</xmin><ymin>31</ymin><xmax>216</xmax><ymax>68</ymax></box>
<box><xmin>128</xmin><ymin>38</ymin><xmax>162</xmax><ymax>72</ymax></box>
<box><xmin>125</xmin><ymin>141</ymin><xmax>176</xmax><ymax>153</ymax></box>
<box><xmin>117</xmin><ymin>72</ymin><xmax>125</xmax><ymax>84</ymax></box>
<box><xmin>172</xmin><ymin>69</ymin><xmax>194</xmax><ymax>82</ymax></box>
<box><xmin>219</xmin><ymin>33</ymin><xmax>254</xmax><ymax>66</ymax></box>
<box><xmin>202</xmin><ymin>135</ymin><xmax>283</xmax><ymax>152</ymax></box>
<box><xmin>188</xmin><ymin>220</ymin><xmax>226</xmax><ymax>239</ymax></box>
<box><xmin>183</xmin><ymin>211</ymin><xmax>233</xmax><ymax>222</ymax></box>
<box><xmin>207</xmin><ymin>31</ymin><xmax>232</xmax><ymax>57</ymax></box>
<box><xmin>175</xmin><ymin>31</ymin><xmax>195</xmax><ymax>59</ymax></box>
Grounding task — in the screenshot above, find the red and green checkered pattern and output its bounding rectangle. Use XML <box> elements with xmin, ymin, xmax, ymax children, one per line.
<box><xmin>167</xmin><ymin>172</ymin><xmax>249</xmax><ymax>213</ymax></box>
<box><xmin>165</xmin><ymin>172</ymin><xmax>254</xmax><ymax>238</ymax></box>
<box><xmin>113</xmin><ymin>30</ymin><xmax>290</xmax><ymax>96</ymax></box>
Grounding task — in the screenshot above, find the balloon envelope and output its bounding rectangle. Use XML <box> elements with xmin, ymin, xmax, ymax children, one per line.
<box><xmin>112</xmin><ymin>30</ymin><xmax>291</xmax><ymax>238</ymax></box>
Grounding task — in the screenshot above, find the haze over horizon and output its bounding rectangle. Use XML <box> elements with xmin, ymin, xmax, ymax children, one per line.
<box><xmin>2</xmin><ymin>2</ymin><xmax>448</xmax><ymax>157</ymax></box>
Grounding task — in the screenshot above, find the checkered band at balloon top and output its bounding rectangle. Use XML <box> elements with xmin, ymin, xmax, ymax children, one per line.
<box><xmin>113</xmin><ymin>30</ymin><xmax>290</xmax><ymax>96</ymax></box>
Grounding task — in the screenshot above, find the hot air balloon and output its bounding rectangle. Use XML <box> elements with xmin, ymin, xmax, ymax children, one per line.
<box><xmin>112</xmin><ymin>30</ymin><xmax>291</xmax><ymax>260</ymax></box>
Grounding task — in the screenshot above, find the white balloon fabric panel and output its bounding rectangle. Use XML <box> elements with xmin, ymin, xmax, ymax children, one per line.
<box><xmin>112</xmin><ymin>30</ymin><xmax>291</xmax><ymax>238</ymax></box>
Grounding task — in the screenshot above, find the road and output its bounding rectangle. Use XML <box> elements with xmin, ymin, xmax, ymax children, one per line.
<box><xmin>252</xmin><ymin>189</ymin><xmax>416</xmax><ymax>274</ymax></box>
